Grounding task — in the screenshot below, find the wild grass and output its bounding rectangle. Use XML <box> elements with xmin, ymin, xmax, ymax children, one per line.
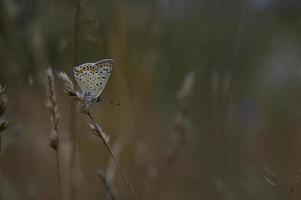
<box><xmin>58</xmin><ymin>71</ymin><xmax>138</xmax><ymax>200</ymax></box>
<box><xmin>96</xmin><ymin>170</ymin><xmax>118</xmax><ymax>200</ymax></box>
<box><xmin>0</xmin><ymin>85</ymin><xmax>8</xmax><ymax>157</ymax></box>
<box><xmin>96</xmin><ymin>137</ymin><xmax>126</xmax><ymax>200</ymax></box>
<box><xmin>155</xmin><ymin>72</ymin><xmax>194</xmax><ymax>199</ymax></box>
<box><xmin>70</xmin><ymin>0</ymin><xmax>82</xmax><ymax>199</ymax></box>
<box><xmin>99</xmin><ymin>138</ymin><xmax>126</xmax><ymax>199</ymax></box>
<box><xmin>45</xmin><ymin>68</ymin><xmax>61</xmax><ymax>200</ymax></box>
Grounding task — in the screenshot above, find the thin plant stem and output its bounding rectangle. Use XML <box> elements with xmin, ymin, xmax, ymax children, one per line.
<box><xmin>70</xmin><ymin>0</ymin><xmax>81</xmax><ymax>199</ymax></box>
<box><xmin>69</xmin><ymin>101</ymin><xmax>77</xmax><ymax>200</ymax></box>
<box><xmin>73</xmin><ymin>0</ymin><xmax>80</xmax><ymax>64</ymax></box>
<box><xmin>96</xmin><ymin>138</ymin><xmax>124</xmax><ymax>200</ymax></box>
<box><xmin>96</xmin><ymin>170</ymin><xmax>118</xmax><ymax>200</ymax></box>
<box><xmin>220</xmin><ymin>0</ymin><xmax>247</xmax><ymax>108</ymax></box>
<box><xmin>86</xmin><ymin>112</ymin><xmax>138</xmax><ymax>200</ymax></box>
<box><xmin>58</xmin><ymin>72</ymin><xmax>138</xmax><ymax>200</ymax></box>
<box><xmin>106</xmin><ymin>138</ymin><xmax>125</xmax><ymax>186</ymax></box>
<box><xmin>56</xmin><ymin>150</ymin><xmax>61</xmax><ymax>200</ymax></box>
<box><xmin>0</xmin><ymin>135</ymin><xmax>1</xmax><ymax>157</ymax></box>
<box><xmin>156</xmin><ymin>72</ymin><xmax>194</xmax><ymax>200</ymax></box>
<box><xmin>0</xmin><ymin>85</ymin><xmax>8</xmax><ymax>157</ymax></box>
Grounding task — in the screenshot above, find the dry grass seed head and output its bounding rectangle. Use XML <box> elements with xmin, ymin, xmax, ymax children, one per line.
<box><xmin>0</xmin><ymin>85</ymin><xmax>8</xmax><ymax>117</ymax></box>
<box><xmin>0</xmin><ymin>85</ymin><xmax>8</xmax><ymax>132</ymax></box>
<box><xmin>57</xmin><ymin>71</ymin><xmax>75</xmax><ymax>93</ymax></box>
<box><xmin>46</xmin><ymin>68</ymin><xmax>60</xmax><ymax>150</ymax></box>
<box><xmin>57</xmin><ymin>71</ymin><xmax>90</xmax><ymax>113</ymax></box>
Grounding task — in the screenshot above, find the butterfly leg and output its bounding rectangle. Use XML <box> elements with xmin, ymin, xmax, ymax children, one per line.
<box><xmin>96</xmin><ymin>96</ymin><xmax>102</xmax><ymax>103</ymax></box>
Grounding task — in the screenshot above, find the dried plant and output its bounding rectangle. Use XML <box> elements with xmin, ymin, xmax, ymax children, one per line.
<box><xmin>156</xmin><ymin>72</ymin><xmax>194</xmax><ymax>199</ymax></box>
<box><xmin>46</xmin><ymin>68</ymin><xmax>61</xmax><ymax>200</ymax></box>
<box><xmin>166</xmin><ymin>71</ymin><xmax>194</xmax><ymax>163</ymax></box>
<box><xmin>58</xmin><ymin>72</ymin><xmax>138</xmax><ymax>200</ymax></box>
<box><xmin>96</xmin><ymin>138</ymin><xmax>125</xmax><ymax>200</ymax></box>
<box><xmin>96</xmin><ymin>170</ymin><xmax>118</xmax><ymax>200</ymax></box>
<box><xmin>70</xmin><ymin>0</ymin><xmax>82</xmax><ymax>198</ymax></box>
<box><xmin>0</xmin><ymin>85</ymin><xmax>8</xmax><ymax>157</ymax></box>
<box><xmin>46</xmin><ymin>68</ymin><xmax>60</xmax><ymax>150</ymax></box>
<box><xmin>106</xmin><ymin>139</ymin><xmax>125</xmax><ymax>186</ymax></box>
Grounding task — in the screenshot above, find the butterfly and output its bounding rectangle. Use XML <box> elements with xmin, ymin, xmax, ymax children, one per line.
<box><xmin>73</xmin><ymin>59</ymin><xmax>114</xmax><ymax>104</ymax></box>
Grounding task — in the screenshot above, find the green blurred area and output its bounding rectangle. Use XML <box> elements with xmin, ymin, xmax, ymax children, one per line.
<box><xmin>1</xmin><ymin>0</ymin><xmax>301</xmax><ymax>199</ymax></box>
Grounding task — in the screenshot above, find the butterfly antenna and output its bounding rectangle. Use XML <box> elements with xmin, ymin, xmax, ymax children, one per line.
<box><xmin>100</xmin><ymin>97</ymin><xmax>121</xmax><ymax>106</ymax></box>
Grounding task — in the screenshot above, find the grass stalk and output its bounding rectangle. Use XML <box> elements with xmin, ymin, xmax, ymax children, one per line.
<box><xmin>46</xmin><ymin>68</ymin><xmax>61</xmax><ymax>200</ymax></box>
<box><xmin>70</xmin><ymin>0</ymin><xmax>81</xmax><ymax>199</ymax></box>
<box><xmin>96</xmin><ymin>138</ymin><xmax>125</xmax><ymax>200</ymax></box>
<box><xmin>96</xmin><ymin>170</ymin><xmax>118</xmax><ymax>200</ymax></box>
<box><xmin>157</xmin><ymin>72</ymin><xmax>194</xmax><ymax>199</ymax></box>
<box><xmin>0</xmin><ymin>85</ymin><xmax>8</xmax><ymax>157</ymax></box>
<box><xmin>87</xmin><ymin>112</ymin><xmax>138</xmax><ymax>200</ymax></box>
<box><xmin>58</xmin><ymin>72</ymin><xmax>138</xmax><ymax>200</ymax></box>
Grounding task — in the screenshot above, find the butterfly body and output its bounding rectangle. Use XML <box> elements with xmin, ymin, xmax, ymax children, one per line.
<box><xmin>73</xmin><ymin>59</ymin><xmax>114</xmax><ymax>104</ymax></box>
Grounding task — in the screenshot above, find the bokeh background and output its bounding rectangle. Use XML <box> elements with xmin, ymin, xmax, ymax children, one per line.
<box><xmin>1</xmin><ymin>0</ymin><xmax>301</xmax><ymax>199</ymax></box>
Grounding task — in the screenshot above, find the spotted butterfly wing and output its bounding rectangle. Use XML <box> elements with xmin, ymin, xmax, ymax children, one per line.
<box><xmin>94</xmin><ymin>59</ymin><xmax>114</xmax><ymax>95</ymax></box>
<box><xmin>73</xmin><ymin>59</ymin><xmax>114</xmax><ymax>101</ymax></box>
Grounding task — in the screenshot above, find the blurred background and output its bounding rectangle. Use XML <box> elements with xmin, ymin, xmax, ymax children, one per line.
<box><xmin>0</xmin><ymin>0</ymin><xmax>301</xmax><ymax>199</ymax></box>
